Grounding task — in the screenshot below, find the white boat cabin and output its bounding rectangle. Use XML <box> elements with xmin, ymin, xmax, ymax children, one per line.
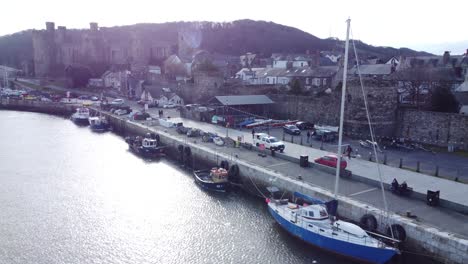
<box><xmin>299</xmin><ymin>204</ymin><xmax>329</xmax><ymax>220</ymax></box>
<box><xmin>142</xmin><ymin>138</ymin><xmax>158</xmax><ymax>148</ymax></box>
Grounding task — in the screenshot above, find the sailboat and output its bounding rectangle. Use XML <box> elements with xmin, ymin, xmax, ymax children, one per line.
<box><xmin>266</xmin><ymin>19</ymin><xmax>399</xmax><ymax>264</ymax></box>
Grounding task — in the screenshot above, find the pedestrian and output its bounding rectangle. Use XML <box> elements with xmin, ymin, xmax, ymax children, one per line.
<box><xmin>306</xmin><ymin>130</ymin><xmax>311</xmax><ymax>143</ymax></box>
<box><xmin>252</xmin><ymin>128</ymin><xmax>255</xmax><ymax>139</ymax></box>
<box><xmin>346</xmin><ymin>145</ymin><xmax>353</xmax><ymax>159</ymax></box>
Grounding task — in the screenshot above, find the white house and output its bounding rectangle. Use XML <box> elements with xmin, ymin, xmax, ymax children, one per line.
<box><xmin>292</xmin><ymin>56</ymin><xmax>309</xmax><ymax>68</ymax></box>
<box><xmin>273</xmin><ymin>60</ymin><xmax>288</xmax><ymax>69</ymax></box>
<box><xmin>140</xmin><ymin>89</ymin><xmax>154</xmax><ymax>102</ymax></box>
<box><xmin>156</xmin><ymin>93</ymin><xmax>184</xmax><ymax>106</ymax></box>
<box><xmin>102</xmin><ymin>70</ymin><xmax>129</xmax><ymax>90</ymax></box>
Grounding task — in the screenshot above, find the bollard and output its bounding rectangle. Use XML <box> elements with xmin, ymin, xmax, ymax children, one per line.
<box><xmin>435</xmin><ymin>166</ymin><xmax>439</xmax><ymax>177</ymax></box>
<box><xmin>399</xmin><ymin>158</ymin><xmax>403</xmax><ymax>168</ymax></box>
<box><xmin>300</xmin><ymin>136</ymin><xmax>303</xmax><ymax>145</ymax></box>
<box><xmin>383</xmin><ymin>153</ymin><xmax>387</xmax><ymax>165</ymax></box>
<box><xmin>291</xmin><ymin>135</ymin><xmax>294</xmax><ymax>143</ymax></box>
<box><xmin>416</xmin><ymin>161</ymin><xmax>420</xmax><ymax>172</ymax></box>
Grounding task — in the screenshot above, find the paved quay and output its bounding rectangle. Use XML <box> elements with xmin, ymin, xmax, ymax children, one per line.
<box><xmin>143</xmin><ymin>116</ymin><xmax>468</xmax><ymax>239</ymax></box>
<box><xmin>132</xmin><ymin>106</ymin><xmax>468</xmax><ymax>215</ymax></box>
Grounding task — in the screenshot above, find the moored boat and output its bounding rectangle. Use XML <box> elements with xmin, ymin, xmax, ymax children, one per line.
<box><xmin>266</xmin><ymin>18</ymin><xmax>399</xmax><ymax>264</ymax></box>
<box><xmin>71</xmin><ymin>107</ymin><xmax>90</xmax><ymax>125</ymax></box>
<box><xmin>125</xmin><ymin>133</ymin><xmax>165</xmax><ymax>158</ymax></box>
<box><xmin>88</xmin><ymin>116</ymin><xmax>110</xmax><ymax>132</ymax></box>
<box><xmin>267</xmin><ymin>193</ymin><xmax>398</xmax><ymax>263</ymax></box>
<box><xmin>193</xmin><ymin>167</ymin><xmax>230</xmax><ymax>192</ymax></box>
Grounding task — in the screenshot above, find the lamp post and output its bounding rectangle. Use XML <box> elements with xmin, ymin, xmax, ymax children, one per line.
<box><xmin>225</xmin><ymin>99</ymin><xmax>229</xmax><ymax>138</ymax></box>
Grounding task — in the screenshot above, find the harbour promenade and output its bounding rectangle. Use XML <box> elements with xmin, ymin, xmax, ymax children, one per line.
<box><xmin>1</xmin><ymin>99</ymin><xmax>467</xmax><ymax>263</ymax></box>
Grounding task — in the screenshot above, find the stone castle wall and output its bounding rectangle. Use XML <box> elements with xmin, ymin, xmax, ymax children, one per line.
<box><xmin>269</xmin><ymin>79</ymin><xmax>399</xmax><ymax>137</ymax></box>
<box><xmin>32</xmin><ymin>22</ymin><xmax>177</xmax><ymax>78</ymax></box>
<box><xmin>398</xmin><ymin>109</ymin><xmax>468</xmax><ymax>149</ymax></box>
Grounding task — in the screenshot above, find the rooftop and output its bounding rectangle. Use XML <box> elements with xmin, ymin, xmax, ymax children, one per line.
<box><xmin>213</xmin><ymin>95</ymin><xmax>274</xmax><ymax>106</ymax></box>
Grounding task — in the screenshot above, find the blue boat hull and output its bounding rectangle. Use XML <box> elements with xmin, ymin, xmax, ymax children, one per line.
<box><xmin>193</xmin><ymin>171</ymin><xmax>229</xmax><ymax>192</ymax></box>
<box><xmin>71</xmin><ymin>117</ymin><xmax>89</xmax><ymax>126</ymax></box>
<box><xmin>268</xmin><ymin>206</ymin><xmax>396</xmax><ymax>264</ymax></box>
<box><xmin>90</xmin><ymin>123</ymin><xmax>110</xmax><ymax>132</ymax></box>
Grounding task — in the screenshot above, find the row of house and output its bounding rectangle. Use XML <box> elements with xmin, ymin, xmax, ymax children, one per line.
<box><xmin>236</xmin><ymin>66</ymin><xmax>340</xmax><ymax>91</ymax></box>
<box><xmin>140</xmin><ymin>87</ymin><xmax>184</xmax><ymax>106</ymax></box>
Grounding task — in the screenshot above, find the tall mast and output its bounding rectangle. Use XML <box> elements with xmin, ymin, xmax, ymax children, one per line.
<box><xmin>333</xmin><ymin>18</ymin><xmax>351</xmax><ymax>199</ymax></box>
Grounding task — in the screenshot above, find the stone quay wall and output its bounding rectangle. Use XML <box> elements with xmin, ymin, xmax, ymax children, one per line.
<box><xmin>398</xmin><ymin>109</ymin><xmax>468</xmax><ymax>149</ymax></box>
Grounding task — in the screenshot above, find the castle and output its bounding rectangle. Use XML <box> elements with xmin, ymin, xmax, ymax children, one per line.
<box><xmin>32</xmin><ymin>22</ymin><xmax>177</xmax><ymax>78</ymax></box>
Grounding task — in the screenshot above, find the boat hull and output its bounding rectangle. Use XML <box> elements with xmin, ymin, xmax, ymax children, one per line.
<box><xmin>268</xmin><ymin>206</ymin><xmax>396</xmax><ymax>264</ymax></box>
<box><xmin>193</xmin><ymin>170</ymin><xmax>229</xmax><ymax>192</ymax></box>
<box><xmin>129</xmin><ymin>144</ymin><xmax>165</xmax><ymax>158</ymax></box>
<box><xmin>71</xmin><ymin>116</ymin><xmax>89</xmax><ymax>126</ymax></box>
<box><xmin>90</xmin><ymin>123</ymin><xmax>110</xmax><ymax>132</ymax></box>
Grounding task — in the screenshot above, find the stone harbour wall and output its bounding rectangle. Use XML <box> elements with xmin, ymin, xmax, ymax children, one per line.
<box><xmin>398</xmin><ymin>109</ymin><xmax>468</xmax><ymax>149</ymax></box>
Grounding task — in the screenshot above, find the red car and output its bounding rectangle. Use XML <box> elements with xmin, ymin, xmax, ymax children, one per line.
<box><xmin>314</xmin><ymin>155</ymin><xmax>347</xmax><ymax>170</ymax></box>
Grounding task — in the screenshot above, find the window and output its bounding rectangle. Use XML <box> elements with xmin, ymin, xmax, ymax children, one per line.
<box><xmin>323</xmin><ymin>78</ymin><xmax>327</xmax><ymax>85</ymax></box>
<box><xmin>308</xmin><ymin>211</ymin><xmax>314</xmax><ymax>217</ymax></box>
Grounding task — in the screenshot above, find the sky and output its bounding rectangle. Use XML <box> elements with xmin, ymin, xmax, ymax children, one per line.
<box><xmin>1</xmin><ymin>0</ymin><xmax>467</xmax><ymax>55</ymax></box>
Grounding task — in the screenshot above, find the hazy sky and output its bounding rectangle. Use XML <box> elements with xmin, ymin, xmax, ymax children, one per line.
<box><xmin>2</xmin><ymin>0</ymin><xmax>467</xmax><ymax>54</ymax></box>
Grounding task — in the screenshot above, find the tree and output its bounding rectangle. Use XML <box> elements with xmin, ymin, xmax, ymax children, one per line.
<box><xmin>431</xmin><ymin>85</ymin><xmax>459</xmax><ymax>113</ymax></box>
<box><xmin>289</xmin><ymin>79</ymin><xmax>302</xmax><ymax>95</ymax></box>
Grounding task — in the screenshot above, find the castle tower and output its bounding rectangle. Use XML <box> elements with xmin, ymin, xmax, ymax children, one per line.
<box><xmin>32</xmin><ymin>22</ymin><xmax>57</xmax><ymax>77</ymax></box>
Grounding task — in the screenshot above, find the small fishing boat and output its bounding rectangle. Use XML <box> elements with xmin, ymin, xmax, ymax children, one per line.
<box><xmin>71</xmin><ymin>107</ymin><xmax>90</xmax><ymax>125</ymax></box>
<box><xmin>193</xmin><ymin>167</ymin><xmax>230</xmax><ymax>192</ymax></box>
<box><xmin>88</xmin><ymin>116</ymin><xmax>110</xmax><ymax>132</ymax></box>
<box><xmin>125</xmin><ymin>133</ymin><xmax>165</xmax><ymax>158</ymax></box>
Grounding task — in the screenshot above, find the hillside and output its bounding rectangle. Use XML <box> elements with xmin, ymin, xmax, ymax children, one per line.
<box><xmin>0</xmin><ymin>20</ymin><xmax>431</xmax><ymax>69</ymax></box>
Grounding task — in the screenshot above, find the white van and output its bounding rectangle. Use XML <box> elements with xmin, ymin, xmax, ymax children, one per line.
<box><xmin>253</xmin><ymin>133</ymin><xmax>285</xmax><ymax>152</ymax></box>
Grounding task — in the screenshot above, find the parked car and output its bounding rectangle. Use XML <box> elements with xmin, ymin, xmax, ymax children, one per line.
<box><xmin>283</xmin><ymin>124</ymin><xmax>301</xmax><ymax>135</ymax></box>
<box><xmin>130</xmin><ymin>112</ymin><xmax>151</xmax><ymax>121</ymax></box>
<box><xmin>114</xmin><ymin>109</ymin><xmax>131</xmax><ymax>115</ymax></box>
<box><xmin>213</xmin><ymin>137</ymin><xmax>225</xmax><ymax>146</ymax></box>
<box><xmin>314</xmin><ymin>155</ymin><xmax>347</xmax><ymax>170</ymax></box>
<box><xmin>296</xmin><ymin>121</ymin><xmax>315</xmax><ymax>130</ymax></box>
<box><xmin>163</xmin><ymin>103</ymin><xmax>177</xmax><ymax>108</ymax></box>
<box><xmin>110</xmin><ymin>98</ymin><xmax>125</xmax><ymax>106</ymax></box>
<box><xmin>312</xmin><ymin>129</ymin><xmax>337</xmax><ymax>142</ymax></box>
<box><xmin>253</xmin><ymin>133</ymin><xmax>285</xmax><ymax>152</ymax></box>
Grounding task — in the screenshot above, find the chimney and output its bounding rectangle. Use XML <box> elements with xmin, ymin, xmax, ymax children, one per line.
<box><xmin>46</xmin><ymin>22</ymin><xmax>55</xmax><ymax>31</ymax></box>
<box><xmin>443</xmin><ymin>51</ymin><xmax>450</xmax><ymax>65</ymax></box>
<box><xmin>90</xmin><ymin>22</ymin><xmax>98</xmax><ymax>31</ymax></box>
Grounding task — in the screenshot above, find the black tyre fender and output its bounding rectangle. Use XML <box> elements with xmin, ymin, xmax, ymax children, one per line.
<box><xmin>386</xmin><ymin>224</ymin><xmax>407</xmax><ymax>242</ymax></box>
<box><xmin>280</xmin><ymin>149</ymin><xmax>284</xmax><ymax>153</ymax></box>
<box><xmin>256</xmin><ymin>143</ymin><xmax>259</xmax><ymax>147</ymax></box>
<box><xmin>184</xmin><ymin>146</ymin><xmax>191</xmax><ymax>156</ymax></box>
<box><xmin>220</xmin><ymin>160</ymin><xmax>226</xmax><ymax>170</ymax></box>
<box><xmin>360</xmin><ymin>214</ymin><xmax>378</xmax><ymax>232</ymax></box>
<box><xmin>228</xmin><ymin>164</ymin><xmax>239</xmax><ymax>178</ymax></box>
<box><xmin>220</xmin><ymin>160</ymin><xmax>229</xmax><ymax>170</ymax></box>
<box><xmin>178</xmin><ymin>144</ymin><xmax>184</xmax><ymax>153</ymax></box>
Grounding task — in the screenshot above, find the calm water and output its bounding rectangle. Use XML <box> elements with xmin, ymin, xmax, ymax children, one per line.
<box><xmin>0</xmin><ymin>110</ymin><xmax>343</xmax><ymax>264</ymax></box>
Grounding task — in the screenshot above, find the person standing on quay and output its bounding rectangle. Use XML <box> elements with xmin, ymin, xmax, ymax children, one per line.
<box><xmin>252</xmin><ymin>128</ymin><xmax>255</xmax><ymax>139</ymax></box>
<box><xmin>306</xmin><ymin>130</ymin><xmax>311</xmax><ymax>143</ymax></box>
